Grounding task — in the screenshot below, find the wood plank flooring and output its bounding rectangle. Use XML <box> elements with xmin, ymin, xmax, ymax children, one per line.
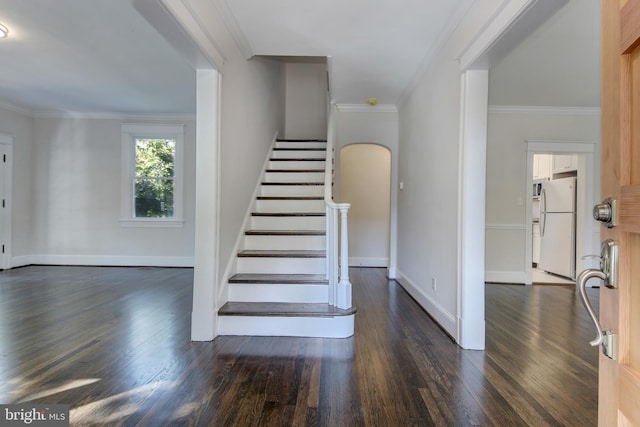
<box><xmin>0</xmin><ymin>266</ymin><xmax>597</xmax><ymax>426</ymax></box>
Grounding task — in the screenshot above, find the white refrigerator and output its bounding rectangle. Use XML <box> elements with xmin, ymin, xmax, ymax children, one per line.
<box><xmin>539</xmin><ymin>176</ymin><xmax>576</xmax><ymax>279</ymax></box>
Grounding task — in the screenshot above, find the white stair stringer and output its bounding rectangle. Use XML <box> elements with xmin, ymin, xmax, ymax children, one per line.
<box><xmin>219</xmin><ymin>139</ymin><xmax>355</xmax><ymax>338</ymax></box>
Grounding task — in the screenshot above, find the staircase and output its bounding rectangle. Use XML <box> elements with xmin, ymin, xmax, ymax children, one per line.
<box><xmin>217</xmin><ymin>139</ymin><xmax>356</xmax><ymax>338</ymax></box>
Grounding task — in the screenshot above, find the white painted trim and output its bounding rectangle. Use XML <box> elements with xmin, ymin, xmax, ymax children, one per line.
<box><xmin>348</xmin><ymin>257</ymin><xmax>389</xmax><ymax>267</ymax></box>
<box><xmin>525</xmin><ymin>139</ymin><xmax>596</xmax><ymax>153</ymax></box>
<box><xmin>456</xmin><ymin>70</ymin><xmax>488</xmax><ymax>350</ymax></box>
<box><xmin>395</xmin><ymin>271</ymin><xmax>457</xmax><ymax>336</ymax></box>
<box><xmin>458</xmin><ymin>0</ymin><xmax>537</xmax><ymax>71</ymax></box>
<box><xmin>28</xmin><ymin>255</ymin><xmax>194</xmax><ymax>267</ymax></box>
<box><xmin>335</xmin><ymin>104</ymin><xmax>398</xmax><ymax>113</ymax></box>
<box><xmin>11</xmin><ymin>256</ymin><xmax>33</xmax><ymax>268</ymax></box>
<box><xmin>161</xmin><ymin>0</ymin><xmax>226</xmax><ymax>71</ymax></box>
<box><xmin>192</xmin><ymin>70</ymin><xmax>221</xmax><ymax>341</ymax></box>
<box><xmin>218</xmin><ymin>314</ymin><xmax>355</xmax><ymax>338</ymax></box>
<box><xmin>0</xmin><ymin>97</ymin><xmax>196</xmax><ymax>120</ymax></box>
<box><xmin>489</xmin><ymin>105</ymin><xmax>601</xmax><ymax>115</ymax></box>
<box><xmin>0</xmin><ymin>133</ymin><xmax>13</xmax><ymax>270</ymax></box>
<box><xmin>212</xmin><ymin>0</ymin><xmax>254</xmax><ymax>59</ymax></box>
<box><xmin>32</xmin><ymin>111</ymin><xmax>196</xmax><ymax>121</ymax></box>
<box><xmin>485</xmin><ymin>270</ymin><xmax>528</xmax><ymax>284</ymax></box>
<box><xmin>120</xmin><ymin>123</ymin><xmax>185</xmax><ymax>225</ymax></box>
<box><xmin>0</xmin><ymin>101</ymin><xmax>33</xmax><ymax>116</ymax></box>
<box><xmin>119</xmin><ymin>219</ymin><xmax>184</xmax><ymax>228</ymax></box>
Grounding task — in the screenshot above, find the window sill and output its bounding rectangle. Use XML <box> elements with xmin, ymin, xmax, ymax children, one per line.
<box><xmin>120</xmin><ymin>219</ymin><xmax>184</xmax><ymax>228</ymax></box>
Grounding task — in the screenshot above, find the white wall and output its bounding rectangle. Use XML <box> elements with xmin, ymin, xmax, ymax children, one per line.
<box><xmin>485</xmin><ymin>108</ymin><xmax>600</xmax><ymax>282</ymax></box>
<box><xmin>29</xmin><ymin>116</ymin><xmax>196</xmax><ymax>266</ymax></box>
<box><xmin>339</xmin><ymin>144</ymin><xmax>390</xmax><ymax>267</ymax></box>
<box><xmin>179</xmin><ymin>0</ymin><xmax>287</xmax><ymax>294</ymax></box>
<box><xmin>334</xmin><ymin>107</ymin><xmax>399</xmax><ymax>276</ymax></box>
<box><xmin>284</xmin><ymin>63</ymin><xmax>327</xmax><ymax>140</ymax></box>
<box><xmin>396</xmin><ymin>0</ymin><xmax>507</xmax><ymax>339</ymax></box>
<box><xmin>0</xmin><ymin>106</ymin><xmax>33</xmax><ymax>263</ymax></box>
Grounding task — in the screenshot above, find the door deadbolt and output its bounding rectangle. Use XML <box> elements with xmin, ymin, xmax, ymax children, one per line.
<box><xmin>593</xmin><ymin>197</ymin><xmax>617</xmax><ymax>228</ymax></box>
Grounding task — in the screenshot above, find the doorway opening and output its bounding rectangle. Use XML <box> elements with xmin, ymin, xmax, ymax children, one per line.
<box><xmin>0</xmin><ymin>133</ymin><xmax>12</xmax><ymax>270</ymax></box>
<box><xmin>525</xmin><ymin>141</ymin><xmax>598</xmax><ymax>286</ymax></box>
<box><xmin>338</xmin><ymin>143</ymin><xmax>391</xmax><ymax>268</ymax></box>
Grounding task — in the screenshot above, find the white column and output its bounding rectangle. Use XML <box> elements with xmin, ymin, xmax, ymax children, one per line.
<box><xmin>337</xmin><ymin>204</ymin><xmax>352</xmax><ymax>309</ymax></box>
<box><xmin>191</xmin><ymin>69</ymin><xmax>220</xmax><ymax>341</ymax></box>
<box><xmin>457</xmin><ymin>69</ymin><xmax>488</xmax><ymax>350</ymax></box>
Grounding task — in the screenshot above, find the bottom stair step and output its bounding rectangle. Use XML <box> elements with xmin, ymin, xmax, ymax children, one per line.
<box><xmin>217</xmin><ymin>302</ymin><xmax>356</xmax><ymax>338</ymax></box>
<box><xmin>229</xmin><ymin>273</ymin><xmax>327</xmax><ymax>284</ymax></box>
<box><xmin>228</xmin><ymin>274</ymin><xmax>329</xmax><ymax>303</ymax></box>
<box><xmin>219</xmin><ymin>302</ymin><xmax>356</xmax><ymax>317</ymax></box>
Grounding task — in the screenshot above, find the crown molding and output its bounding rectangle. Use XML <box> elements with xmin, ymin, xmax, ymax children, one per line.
<box><xmin>31</xmin><ymin>111</ymin><xmax>196</xmax><ymax>121</ymax></box>
<box><xmin>488</xmin><ymin>105</ymin><xmax>601</xmax><ymax>115</ymax></box>
<box><xmin>336</xmin><ymin>104</ymin><xmax>398</xmax><ymax>113</ymax></box>
<box><xmin>213</xmin><ymin>0</ymin><xmax>254</xmax><ymax>59</ymax></box>
<box><xmin>0</xmin><ymin>100</ymin><xmax>34</xmax><ymax>117</ymax></box>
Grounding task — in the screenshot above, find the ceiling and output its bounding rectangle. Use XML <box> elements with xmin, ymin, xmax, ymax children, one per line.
<box><xmin>0</xmin><ymin>0</ymin><xmax>470</xmax><ymax>115</ymax></box>
<box><xmin>0</xmin><ymin>0</ymin><xmax>599</xmax><ymax>116</ymax></box>
<box><xmin>0</xmin><ymin>0</ymin><xmax>196</xmax><ymax>115</ymax></box>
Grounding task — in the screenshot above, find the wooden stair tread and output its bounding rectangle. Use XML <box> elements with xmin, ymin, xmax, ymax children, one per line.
<box><xmin>238</xmin><ymin>250</ymin><xmax>325</xmax><ymax>258</ymax></box>
<box><xmin>257</xmin><ymin>196</ymin><xmax>323</xmax><ymax>200</ymax></box>
<box><xmin>273</xmin><ymin>148</ymin><xmax>326</xmax><ymax>151</ymax></box>
<box><xmin>261</xmin><ymin>182</ymin><xmax>324</xmax><ymax>186</ymax></box>
<box><xmin>218</xmin><ymin>302</ymin><xmax>356</xmax><ymax>317</ymax></box>
<box><xmin>229</xmin><ymin>273</ymin><xmax>328</xmax><ymax>284</ymax></box>
<box><xmin>251</xmin><ymin>212</ymin><xmax>325</xmax><ymax>217</ymax></box>
<box><xmin>245</xmin><ymin>230</ymin><xmax>325</xmax><ymax>236</ymax></box>
<box><xmin>266</xmin><ymin>169</ymin><xmax>326</xmax><ymax>173</ymax></box>
<box><xmin>276</xmin><ymin>140</ymin><xmax>326</xmax><ymax>144</ymax></box>
<box><xmin>269</xmin><ymin>158</ymin><xmax>326</xmax><ymax>161</ymax></box>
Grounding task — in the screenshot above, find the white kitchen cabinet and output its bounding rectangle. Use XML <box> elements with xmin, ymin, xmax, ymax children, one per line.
<box><xmin>533</xmin><ymin>154</ymin><xmax>552</xmax><ymax>179</ymax></box>
<box><xmin>552</xmin><ymin>154</ymin><xmax>578</xmax><ymax>174</ymax></box>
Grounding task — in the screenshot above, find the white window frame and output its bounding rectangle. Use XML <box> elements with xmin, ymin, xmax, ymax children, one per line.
<box><xmin>120</xmin><ymin>124</ymin><xmax>184</xmax><ymax>227</ymax></box>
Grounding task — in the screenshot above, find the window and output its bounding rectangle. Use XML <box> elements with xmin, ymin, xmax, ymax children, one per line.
<box><xmin>121</xmin><ymin>124</ymin><xmax>184</xmax><ymax>227</ymax></box>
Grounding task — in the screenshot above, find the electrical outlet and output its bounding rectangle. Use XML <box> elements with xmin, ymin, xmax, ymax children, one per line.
<box><xmin>432</xmin><ymin>277</ymin><xmax>437</xmax><ymax>291</ymax></box>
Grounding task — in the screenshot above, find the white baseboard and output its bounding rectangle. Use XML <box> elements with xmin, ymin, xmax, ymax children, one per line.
<box><xmin>395</xmin><ymin>270</ymin><xmax>457</xmax><ymax>338</ymax></box>
<box><xmin>11</xmin><ymin>255</ymin><xmax>33</xmax><ymax>268</ymax></box>
<box><xmin>349</xmin><ymin>257</ymin><xmax>388</xmax><ymax>267</ymax></box>
<box><xmin>485</xmin><ymin>270</ymin><xmax>527</xmax><ymax>284</ymax></box>
<box><xmin>24</xmin><ymin>254</ymin><xmax>194</xmax><ymax>268</ymax></box>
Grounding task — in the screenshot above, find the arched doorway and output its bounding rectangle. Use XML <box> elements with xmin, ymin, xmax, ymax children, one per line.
<box><xmin>339</xmin><ymin>144</ymin><xmax>391</xmax><ymax>268</ymax></box>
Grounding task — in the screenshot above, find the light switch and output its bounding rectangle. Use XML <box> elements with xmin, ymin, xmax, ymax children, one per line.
<box><xmin>399</xmin><ymin>181</ymin><xmax>404</xmax><ymax>190</ymax></box>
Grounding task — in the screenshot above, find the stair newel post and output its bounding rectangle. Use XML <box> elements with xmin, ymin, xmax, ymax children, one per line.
<box><xmin>337</xmin><ymin>203</ymin><xmax>352</xmax><ymax>309</ymax></box>
<box><xmin>327</xmin><ymin>204</ymin><xmax>338</xmax><ymax>306</ymax></box>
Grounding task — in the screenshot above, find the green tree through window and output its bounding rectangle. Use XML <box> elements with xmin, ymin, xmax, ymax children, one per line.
<box><xmin>134</xmin><ymin>138</ymin><xmax>176</xmax><ymax>218</ymax></box>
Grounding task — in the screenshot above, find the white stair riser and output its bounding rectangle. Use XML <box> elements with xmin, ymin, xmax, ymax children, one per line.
<box><xmin>264</xmin><ymin>172</ymin><xmax>325</xmax><ymax>182</ymax></box>
<box><xmin>256</xmin><ymin>199</ymin><xmax>325</xmax><ymax>212</ymax></box>
<box><xmin>271</xmin><ymin>150</ymin><xmax>326</xmax><ymax>159</ymax></box>
<box><xmin>236</xmin><ymin>257</ymin><xmax>325</xmax><ymax>274</ymax></box>
<box><xmin>250</xmin><ymin>216</ymin><xmax>325</xmax><ymax>230</ymax></box>
<box><xmin>228</xmin><ymin>283</ymin><xmax>328</xmax><ymax>303</ymax></box>
<box><xmin>261</xmin><ymin>185</ymin><xmax>324</xmax><ymax>197</ymax></box>
<box><xmin>275</xmin><ymin>141</ymin><xmax>326</xmax><ymax>149</ymax></box>
<box><xmin>268</xmin><ymin>160</ymin><xmax>326</xmax><ymax>170</ymax></box>
<box><xmin>218</xmin><ymin>314</ymin><xmax>355</xmax><ymax>338</ymax></box>
<box><xmin>245</xmin><ymin>235</ymin><xmax>325</xmax><ymax>251</ymax></box>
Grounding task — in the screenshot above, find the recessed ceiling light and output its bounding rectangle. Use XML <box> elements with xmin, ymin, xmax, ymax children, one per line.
<box><xmin>0</xmin><ymin>23</ymin><xmax>8</xmax><ymax>38</ymax></box>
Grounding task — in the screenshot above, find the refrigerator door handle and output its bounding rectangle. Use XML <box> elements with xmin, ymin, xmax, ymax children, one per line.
<box><xmin>540</xmin><ymin>188</ymin><xmax>547</xmax><ymax>237</ymax></box>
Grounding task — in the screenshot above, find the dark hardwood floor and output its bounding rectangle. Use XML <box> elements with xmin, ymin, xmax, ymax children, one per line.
<box><xmin>0</xmin><ymin>266</ymin><xmax>597</xmax><ymax>426</ymax></box>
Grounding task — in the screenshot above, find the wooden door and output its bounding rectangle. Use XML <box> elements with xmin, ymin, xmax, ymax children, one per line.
<box><xmin>600</xmin><ymin>0</ymin><xmax>640</xmax><ymax>425</ymax></box>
